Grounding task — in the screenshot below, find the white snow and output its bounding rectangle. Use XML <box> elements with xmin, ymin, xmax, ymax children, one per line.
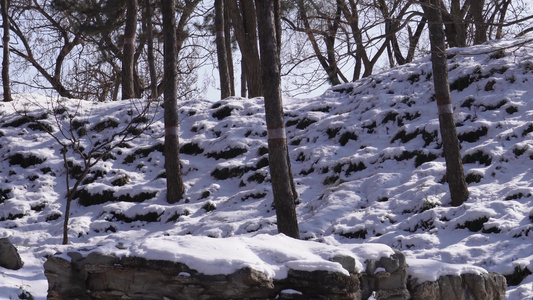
<box><xmin>0</xmin><ymin>35</ymin><xmax>532</xmax><ymax>299</ymax></box>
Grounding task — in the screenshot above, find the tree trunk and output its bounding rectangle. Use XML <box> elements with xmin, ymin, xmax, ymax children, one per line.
<box><xmin>227</xmin><ymin>0</ymin><xmax>262</xmax><ymax>97</ymax></box>
<box><xmin>223</xmin><ymin>0</ymin><xmax>235</xmax><ymax>96</ymax></box>
<box><xmin>1</xmin><ymin>0</ymin><xmax>11</xmax><ymax>102</ymax></box>
<box><xmin>496</xmin><ymin>0</ymin><xmax>510</xmax><ymax>39</ymax></box>
<box><xmin>162</xmin><ymin>0</ymin><xmax>185</xmax><ymax>203</ymax></box>
<box><xmin>122</xmin><ymin>0</ymin><xmax>137</xmax><ymax>100</ymax></box>
<box><xmin>470</xmin><ymin>0</ymin><xmax>487</xmax><ymax>45</ymax></box>
<box><xmin>422</xmin><ymin>0</ymin><xmax>469</xmax><ymax>207</ymax></box>
<box><xmin>215</xmin><ymin>0</ymin><xmax>231</xmax><ymax>99</ymax></box>
<box><xmin>440</xmin><ymin>0</ymin><xmax>467</xmax><ymax>48</ymax></box>
<box><xmin>256</xmin><ymin>0</ymin><xmax>299</xmax><ymax>239</ymax></box>
<box><xmin>145</xmin><ymin>0</ymin><xmax>157</xmax><ymax>99</ymax></box>
<box><xmin>240</xmin><ymin>58</ymin><xmax>247</xmax><ymax>97</ymax></box>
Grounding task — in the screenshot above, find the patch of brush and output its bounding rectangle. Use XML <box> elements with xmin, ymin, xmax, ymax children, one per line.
<box><xmin>212</xmin><ymin>105</ymin><xmax>235</xmax><ymax>120</ymax></box>
<box><xmin>462</xmin><ymin>150</ymin><xmax>492</xmax><ymax>166</ymax></box>
<box><xmin>202</xmin><ymin>201</ymin><xmax>217</xmax><ymax>212</ymax></box>
<box><xmin>393</xmin><ymin>150</ymin><xmax>438</xmax><ymax>168</ymax></box>
<box><xmin>522</xmin><ymin>123</ymin><xmax>533</xmax><ymax>137</ymax></box>
<box><xmin>212</xmin><ymin>166</ymin><xmax>252</xmax><ymax>180</ymax></box>
<box><xmin>242</xmin><ymin>192</ymin><xmax>267</xmax><ymax>201</ymax></box>
<box><xmin>45</xmin><ymin>213</ymin><xmax>62</xmax><ymax>222</ymax></box>
<box><xmin>339</xmin><ymin>131</ymin><xmax>358</xmax><ymax>146</ymax></box>
<box><xmin>391</xmin><ymin>128</ymin><xmax>423</xmax><ymax>144</ymax></box>
<box><xmin>405</xmin><ymin>217</ymin><xmax>435</xmax><ymax>233</ymax></box>
<box><xmin>91</xmin><ymin>118</ymin><xmax>119</xmax><ymax>132</ymax></box>
<box><xmin>456</xmin><ymin>216</ymin><xmax>489</xmax><ymax>232</ymax></box>
<box><xmin>166</xmin><ymin>209</ymin><xmax>191</xmax><ymax>222</ymax></box>
<box><xmin>8</xmin><ymin>153</ymin><xmax>46</xmax><ymax>168</ymax></box>
<box><xmin>458</xmin><ymin>126</ymin><xmax>488</xmax><ymax>143</ymax></box>
<box><xmin>255</xmin><ymin>157</ymin><xmax>269</xmax><ymax>169</ymax></box>
<box><xmin>396</xmin><ymin>112</ymin><xmax>421</xmax><ymax>126</ymax></box>
<box><xmin>340</xmin><ymin>229</ymin><xmax>368</xmax><ymax>239</ymax></box>
<box><xmin>0</xmin><ymin>213</ymin><xmax>25</xmax><ymax>221</ymax></box>
<box><xmin>82</xmin><ymin>169</ymin><xmax>107</xmax><ymax>184</ymax></box>
<box><xmin>206</xmin><ymin>146</ymin><xmax>247</xmax><ymax>160</ymax></box>
<box><xmin>109</xmin><ymin>211</ymin><xmax>163</xmax><ymax>223</ymax></box>
<box><xmin>0</xmin><ymin>189</ymin><xmax>11</xmax><ymax>204</ymax></box>
<box><xmin>247</xmin><ymin>171</ymin><xmax>268</xmax><ymax>184</ymax></box>
<box><xmin>326</xmin><ymin>127</ymin><xmax>341</xmax><ymax>139</ymax></box>
<box><xmin>76</xmin><ymin>189</ymin><xmax>157</xmax><ymax>206</ymax></box>
<box><xmin>504</xmin><ymin>265</ymin><xmax>532</xmax><ymax>286</ymax></box>
<box><xmin>465</xmin><ymin>171</ymin><xmax>483</xmax><ymax>184</ymax></box>
<box><xmin>450</xmin><ymin>67</ymin><xmax>485</xmax><ymax>91</ymax></box>
<box><xmin>513</xmin><ymin>145</ymin><xmax>529</xmax><ymax>157</ymax></box>
<box><xmin>123</xmin><ymin>143</ymin><xmax>164</xmax><ymax>164</ymax></box>
<box><xmin>505</xmin><ymin>192</ymin><xmax>531</xmax><ymax>201</ymax></box>
<box><xmin>2</xmin><ymin>114</ymin><xmax>48</xmax><ymax>128</ymax></box>
<box><xmin>362</xmin><ymin>121</ymin><xmax>377</xmax><ymax>134</ymax></box>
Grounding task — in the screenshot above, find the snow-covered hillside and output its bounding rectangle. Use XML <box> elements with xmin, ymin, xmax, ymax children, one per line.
<box><xmin>0</xmin><ymin>35</ymin><xmax>532</xmax><ymax>299</ymax></box>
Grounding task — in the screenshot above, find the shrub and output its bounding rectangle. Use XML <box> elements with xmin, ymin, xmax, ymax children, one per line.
<box><xmin>206</xmin><ymin>147</ymin><xmax>247</xmax><ymax>160</ymax></box>
<box><xmin>462</xmin><ymin>150</ymin><xmax>492</xmax><ymax>166</ymax></box>
<box><xmin>456</xmin><ymin>216</ymin><xmax>489</xmax><ymax>232</ymax></box>
<box><xmin>8</xmin><ymin>153</ymin><xmax>46</xmax><ymax>168</ymax></box>
<box><xmin>180</xmin><ymin>143</ymin><xmax>204</xmax><ymax>155</ymax></box>
<box><xmin>458</xmin><ymin>127</ymin><xmax>488</xmax><ymax>143</ymax></box>
<box><xmin>504</xmin><ymin>265</ymin><xmax>532</xmax><ymax>286</ymax></box>
<box><xmin>202</xmin><ymin>201</ymin><xmax>217</xmax><ymax>212</ymax></box>
<box><xmin>212</xmin><ymin>106</ymin><xmax>234</xmax><ymax>120</ymax></box>
<box><xmin>340</xmin><ymin>229</ymin><xmax>367</xmax><ymax>239</ymax></box>
<box><xmin>91</xmin><ymin>118</ymin><xmax>119</xmax><ymax>132</ymax></box>
<box><xmin>339</xmin><ymin>131</ymin><xmax>358</xmax><ymax>146</ymax></box>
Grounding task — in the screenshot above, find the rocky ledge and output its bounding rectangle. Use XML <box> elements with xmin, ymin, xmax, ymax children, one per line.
<box><xmin>44</xmin><ymin>249</ymin><xmax>506</xmax><ymax>300</ymax></box>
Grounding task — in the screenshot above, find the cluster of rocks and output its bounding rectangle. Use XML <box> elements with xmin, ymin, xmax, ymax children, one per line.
<box><xmin>43</xmin><ymin>248</ymin><xmax>506</xmax><ymax>300</ymax></box>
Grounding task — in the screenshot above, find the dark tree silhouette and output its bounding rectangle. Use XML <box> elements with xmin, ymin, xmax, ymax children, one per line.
<box><xmin>421</xmin><ymin>0</ymin><xmax>469</xmax><ymax>207</ymax></box>
<box><xmin>256</xmin><ymin>0</ymin><xmax>300</xmax><ymax>239</ymax></box>
<box><xmin>162</xmin><ymin>0</ymin><xmax>185</xmax><ymax>203</ymax></box>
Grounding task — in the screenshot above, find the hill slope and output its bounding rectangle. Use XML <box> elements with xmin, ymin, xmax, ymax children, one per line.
<box><xmin>0</xmin><ymin>35</ymin><xmax>532</xmax><ymax>299</ymax></box>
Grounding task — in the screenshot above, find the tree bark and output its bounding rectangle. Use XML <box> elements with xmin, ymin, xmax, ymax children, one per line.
<box><xmin>470</xmin><ymin>0</ymin><xmax>487</xmax><ymax>45</ymax></box>
<box><xmin>256</xmin><ymin>0</ymin><xmax>300</xmax><ymax>239</ymax></box>
<box><xmin>227</xmin><ymin>0</ymin><xmax>262</xmax><ymax>97</ymax></box>
<box><xmin>215</xmin><ymin>0</ymin><xmax>231</xmax><ymax>99</ymax></box>
<box><xmin>240</xmin><ymin>58</ymin><xmax>247</xmax><ymax>97</ymax></box>
<box><xmin>223</xmin><ymin>0</ymin><xmax>235</xmax><ymax>96</ymax></box>
<box><xmin>162</xmin><ymin>0</ymin><xmax>185</xmax><ymax>203</ymax></box>
<box><xmin>122</xmin><ymin>0</ymin><xmax>137</xmax><ymax>100</ymax></box>
<box><xmin>1</xmin><ymin>0</ymin><xmax>11</xmax><ymax>102</ymax></box>
<box><xmin>144</xmin><ymin>0</ymin><xmax>157</xmax><ymax>99</ymax></box>
<box><xmin>422</xmin><ymin>0</ymin><xmax>469</xmax><ymax>207</ymax></box>
<box><xmin>439</xmin><ymin>0</ymin><xmax>468</xmax><ymax>48</ymax></box>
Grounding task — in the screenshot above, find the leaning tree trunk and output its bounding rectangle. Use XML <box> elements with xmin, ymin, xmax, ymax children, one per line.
<box><xmin>256</xmin><ymin>0</ymin><xmax>299</xmax><ymax>239</ymax></box>
<box><xmin>215</xmin><ymin>0</ymin><xmax>231</xmax><ymax>99</ymax></box>
<box><xmin>122</xmin><ymin>0</ymin><xmax>137</xmax><ymax>100</ymax></box>
<box><xmin>422</xmin><ymin>0</ymin><xmax>469</xmax><ymax>207</ymax></box>
<box><xmin>1</xmin><ymin>0</ymin><xmax>11</xmax><ymax>102</ymax></box>
<box><xmin>227</xmin><ymin>0</ymin><xmax>262</xmax><ymax>97</ymax></box>
<box><xmin>162</xmin><ymin>0</ymin><xmax>185</xmax><ymax>203</ymax></box>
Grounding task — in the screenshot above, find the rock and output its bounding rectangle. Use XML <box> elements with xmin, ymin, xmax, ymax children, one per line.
<box><xmin>362</xmin><ymin>250</ymin><xmax>409</xmax><ymax>300</ymax></box>
<box><xmin>44</xmin><ymin>252</ymin><xmax>361</xmax><ymax>300</ymax></box>
<box><xmin>0</xmin><ymin>238</ymin><xmax>24</xmax><ymax>270</ymax></box>
<box><xmin>44</xmin><ymin>249</ymin><xmax>507</xmax><ymax>300</ymax></box>
<box><xmin>408</xmin><ymin>272</ymin><xmax>507</xmax><ymax>300</ymax></box>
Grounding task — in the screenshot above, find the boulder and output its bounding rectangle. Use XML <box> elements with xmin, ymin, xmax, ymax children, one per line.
<box><xmin>408</xmin><ymin>272</ymin><xmax>507</xmax><ymax>300</ymax></box>
<box><xmin>0</xmin><ymin>238</ymin><xmax>23</xmax><ymax>270</ymax></box>
<box><xmin>362</xmin><ymin>249</ymin><xmax>409</xmax><ymax>300</ymax></box>
<box><xmin>44</xmin><ymin>252</ymin><xmax>361</xmax><ymax>300</ymax></box>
